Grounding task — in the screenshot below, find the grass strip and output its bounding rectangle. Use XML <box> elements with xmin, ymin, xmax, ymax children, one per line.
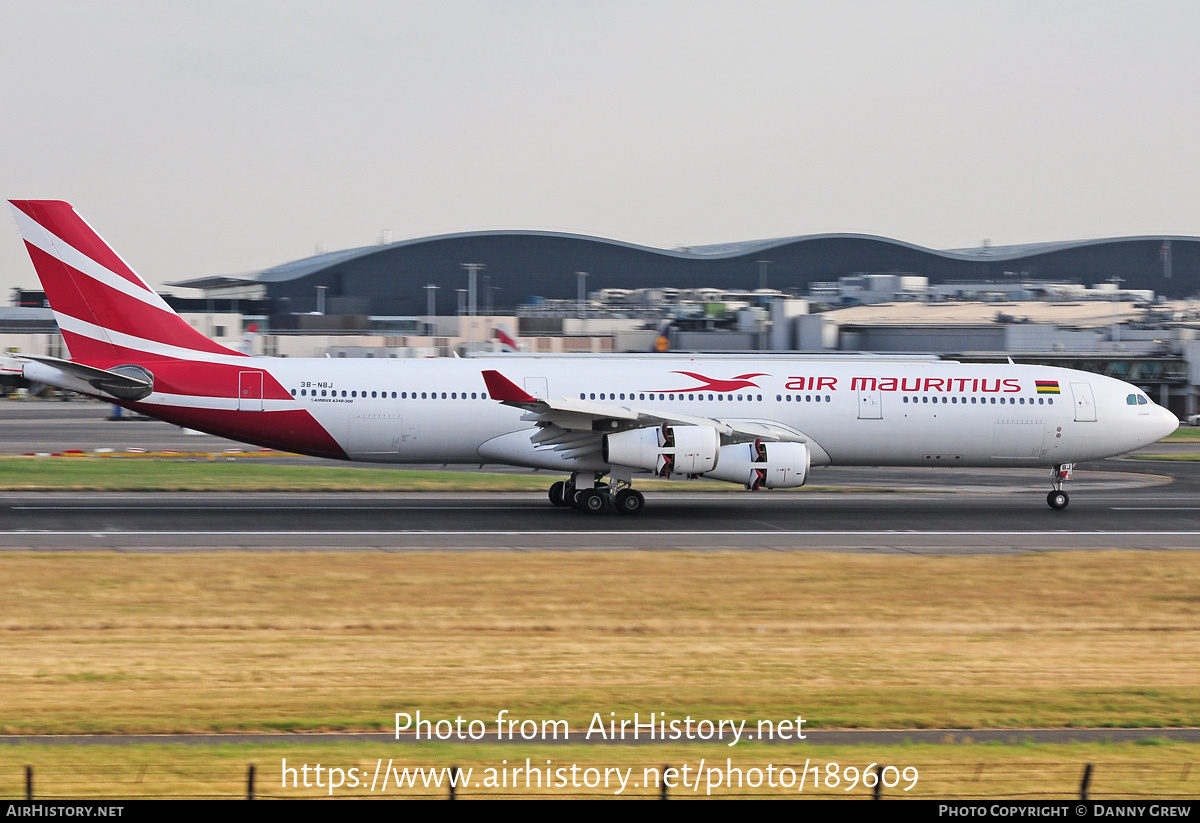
<box><xmin>1</xmin><ymin>551</ymin><xmax>1197</xmax><ymax>734</ymax></box>
<box><xmin>0</xmin><ymin>457</ymin><xmax>553</xmax><ymax>492</ymax></box>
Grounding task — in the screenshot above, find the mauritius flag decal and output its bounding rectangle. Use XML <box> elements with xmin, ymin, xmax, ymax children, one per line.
<box><xmin>1035</xmin><ymin>380</ymin><xmax>1061</xmax><ymax>394</ymax></box>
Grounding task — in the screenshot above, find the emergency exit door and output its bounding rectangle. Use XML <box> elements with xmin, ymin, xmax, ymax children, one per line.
<box><xmin>1070</xmin><ymin>382</ymin><xmax>1096</xmax><ymax>422</ymax></box>
<box><xmin>857</xmin><ymin>388</ymin><xmax>882</xmax><ymax>419</ymax></box>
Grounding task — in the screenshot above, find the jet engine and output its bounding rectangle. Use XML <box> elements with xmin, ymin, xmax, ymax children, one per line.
<box><xmin>603</xmin><ymin>424</ymin><xmax>720</xmax><ymax>477</ymax></box>
<box><xmin>705</xmin><ymin>440</ymin><xmax>810</xmax><ymax>490</ymax></box>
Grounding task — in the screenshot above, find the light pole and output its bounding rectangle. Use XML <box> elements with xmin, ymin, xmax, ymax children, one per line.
<box><xmin>462</xmin><ymin>263</ymin><xmax>484</xmax><ymax>349</ymax></box>
<box><xmin>424</xmin><ymin>284</ymin><xmax>439</xmax><ymax>336</ymax></box>
<box><xmin>1109</xmin><ymin>275</ymin><xmax>1123</xmax><ymax>346</ymax></box>
<box><xmin>756</xmin><ymin>260</ymin><xmax>771</xmax><ymax>291</ymax></box>
<box><xmin>461</xmin><ymin>263</ymin><xmax>484</xmax><ymax>317</ymax></box>
<box><xmin>576</xmin><ymin>271</ymin><xmax>588</xmax><ymax>319</ymax></box>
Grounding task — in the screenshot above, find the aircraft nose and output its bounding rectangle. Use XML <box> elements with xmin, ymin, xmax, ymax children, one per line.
<box><xmin>1156</xmin><ymin>405</ymin><xmax>1179</xmax><ymax>440</ymax></box>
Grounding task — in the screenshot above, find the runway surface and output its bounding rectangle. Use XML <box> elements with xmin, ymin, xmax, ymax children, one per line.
<box><xmin>3</xmin><ymin>399</ymin><xmax>1200</xmax><ymax>552</ymax></box>
<box><xmin>0</xmin><ymin>462</ymin><xmax>1197</xmax><ymax>551</ymax></box>
<box><xmin>0</xmin><ymin>399</ymin><xmax>238</xmax><ymax>455</ymax></box>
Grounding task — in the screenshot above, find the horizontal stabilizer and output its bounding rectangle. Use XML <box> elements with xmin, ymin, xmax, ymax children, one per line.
<box><xmin>17</xmin><ymin>354</ymin><xmax>153</xmax><ymax>400</ymax></box>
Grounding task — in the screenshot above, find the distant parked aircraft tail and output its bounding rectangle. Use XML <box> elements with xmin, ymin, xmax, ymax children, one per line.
<box><xmin>494</xmin><ymin>323</ymin><xmax>522</xmax><ymax>352</ymax></box>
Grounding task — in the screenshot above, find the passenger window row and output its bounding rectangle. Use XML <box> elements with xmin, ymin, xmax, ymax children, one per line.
<box><xmin>290</xmin><ymin>389</ymin><xmax>488</xmax><ymax>400</ymax></box>
<box><xmin>286</xmin><ymin>388</ymin><xmax>1057</xmax><ymax>406</ymax></box>
<box><xmin>902</xmin><ymin>396</ymin><xmax>1053</xmax><ymax>405</ymax></box>
<box><xmin>582</xmin><ymin>392</ymin><xmax>766</xmax><ymax>402</ymax></box>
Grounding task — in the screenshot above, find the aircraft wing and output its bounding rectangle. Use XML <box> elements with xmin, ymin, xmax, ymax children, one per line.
<box><xmin>481</xmin><ymin>369</ymin><xmax>807</xmax><ymax>463</ymax></box>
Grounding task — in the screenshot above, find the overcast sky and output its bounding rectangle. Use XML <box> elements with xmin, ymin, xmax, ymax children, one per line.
<box><xmin>2</xmin><ymin>0</ymin><xmax>1199</xmax><ymax>296</ymax></box>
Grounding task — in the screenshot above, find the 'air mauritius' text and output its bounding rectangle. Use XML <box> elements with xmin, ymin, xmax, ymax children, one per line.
<box><xmin>786</xmin><ymin>377</ymin><xmax>1022</xmax><ymax>393</ymax></box>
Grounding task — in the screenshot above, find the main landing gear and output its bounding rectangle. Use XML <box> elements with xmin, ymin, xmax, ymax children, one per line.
<box><xmin>548</xmin><ymin>472</ymin><xmax>645</xmax><ymax>515</ymax></box>
<box><xmin>1047</xmin><ymin>464</ymin><xmax>1073</xmax><ymax>510</ymax></box>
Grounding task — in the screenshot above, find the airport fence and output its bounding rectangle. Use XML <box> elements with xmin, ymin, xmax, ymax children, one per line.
<box><xmin>2</xmin><ymin>760</ymin><xmax>1197</xmax><ymax>800</ymax></box>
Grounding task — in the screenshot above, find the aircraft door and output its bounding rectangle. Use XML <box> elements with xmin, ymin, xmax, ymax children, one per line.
<box><xmin>857</xmin><ymin>387</ymin><xmax>882</xmax><ymax>419</ymax></box>
<box><xmin>1070</xmin><ymin>382</ymin><xmax>1097</xmax><ymax>422</ymax></box>
<box><xmin>524</xmin><ymin>377</ymin><xmax>549</xmax><ymax>400</ymax></box>
<box><xmin>238</xmin><ymin>371</ymin><xmax>264</xmax><ymax>411</ymax></box>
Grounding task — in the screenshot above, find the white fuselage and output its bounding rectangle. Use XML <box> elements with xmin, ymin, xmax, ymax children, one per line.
<box><xmin>127</xmin><ymin>355</ymin><xmax>1175</xmax><ymax>472</ymax></box>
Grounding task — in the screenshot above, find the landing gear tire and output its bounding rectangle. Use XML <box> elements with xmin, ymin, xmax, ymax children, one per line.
<box><xmin>1047</xmin><ymin>490</ymin><xmax>1069</xmax><ymax>510</ymax></box>
<box><xmin>549</xmin><ymin>481</ymin><xmax>569</xmax><ymax>507</ymax></box>
<box><xmin>579</xmin><ymin>488</ymin><xmax>608</xmax><ymax>514</ymax></box>
<box><xmin>614</xmin><ymin>489</ymin><xmax>645</xmax><ymax>515</ymax></box>
<box><xmin>571</xmin><ymin>483</ymin><xmax>607</xmax><ymax>508</ymax></box>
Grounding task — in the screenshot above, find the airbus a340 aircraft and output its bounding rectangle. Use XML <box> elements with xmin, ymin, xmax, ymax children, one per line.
<box><xmin>3</xmin><ymin>200</ymin><xmax>1179</xmax><ymax>513</ymax></box>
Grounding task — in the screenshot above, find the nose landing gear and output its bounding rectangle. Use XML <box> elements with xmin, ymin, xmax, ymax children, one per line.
<box><xmin>1047</xmin><ymin>464</ymin><xmax>1073</xmax><ymax>510</ymax></box>
<box><xmin>1047</xmin><ymin>489</ymin><xmax>1069</xmax><ymax>510</ymax></box>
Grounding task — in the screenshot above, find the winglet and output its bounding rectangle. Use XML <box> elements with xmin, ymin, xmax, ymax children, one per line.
<box><xmin>481</xmin><ymin>369</ymin><xmax>539</xmax><ymax>403</ymax></box>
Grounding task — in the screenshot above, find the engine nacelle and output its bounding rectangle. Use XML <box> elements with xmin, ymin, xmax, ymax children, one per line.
<box><xmin>102</xmin><ymin>364</ymin><xmax>155</xmax><ymax>401</ymax></box>
<box><xmin>603</xmin><ymin>424</ymin><xmax>720</xmax><ymax>477</ymax></box>
<box><xmin>705</xmin><ymin>440</ymin><xmax>810</xmax><ymax>490</ymax></box>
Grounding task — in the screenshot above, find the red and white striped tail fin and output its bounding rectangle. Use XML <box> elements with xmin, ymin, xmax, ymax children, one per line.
<box><xmin>8</xmin><ymin>200</ymin><xmax>244</xmax><ymax>365</ymax></box>
<box><xmin>493</xmin><ymin>323</ymin><xmax>522</xmax><ymax>352</ymax></box>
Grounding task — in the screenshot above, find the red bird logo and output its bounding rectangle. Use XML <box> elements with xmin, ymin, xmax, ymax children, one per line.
<box><xmin>650</xmin><ymin>371</ymin><xmax>768</xmax><ymax>393</ymax></box>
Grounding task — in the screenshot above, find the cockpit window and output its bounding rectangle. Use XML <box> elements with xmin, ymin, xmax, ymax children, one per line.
<box><xmin>1137</xmin><ymin>395</ymin><xmax>1148</xmax><ymax>405</ymax></box>
<box><xmin>1127</xmin><ymin>394</ymin><xmax>1138</xmax><ymax>405</ymax></box>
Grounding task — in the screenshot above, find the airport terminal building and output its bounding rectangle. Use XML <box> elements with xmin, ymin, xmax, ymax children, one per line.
<box><xmin>8</xmin><ymin>229</ymin><xmax>1200</xmax><ymax>417</ymax></box>
<box><xmin>168</xmin><ymin>231</ymin><xmax>1200</xmax><ymax>317</ymax></box>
